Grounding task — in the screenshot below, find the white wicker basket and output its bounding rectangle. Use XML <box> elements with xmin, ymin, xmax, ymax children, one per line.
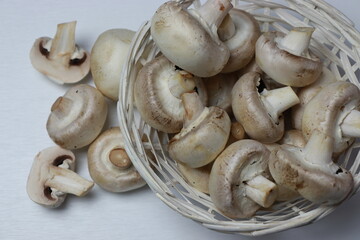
<box><xmin>118</xmin><ymin>0</ymin><xmax>360</xmax><ymax>236</ymax></box>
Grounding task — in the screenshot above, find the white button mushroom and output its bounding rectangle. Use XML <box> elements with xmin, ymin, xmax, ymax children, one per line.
<box><xmin>87</xmin><ymin>127</ymin><xmax>146</xmax><ymax>192</ymax></box>
<box><xmin>30</xmin><ymin>21</ymin><xmax>90</xmax><ymax>84</ymax></box>
<box><xmin>255</xmin><ymin>27</ymin><xmax>322</xmax><ymax>87</ymax></box>
<box><xmin>168</xmin><ymin>92</ymin><xmax>231</xmax><ymax>168</ymax></box>
<box><xmin>269</xmin><ymin>130</ymin><xmax>354</xmax><ymax>205</ymax></box>
<box><xmin>134</xmin><ymin>56</ymin><xmax>207</xmax><ymax>133</ymax></box>
<box><xmin>177</xmin><ymin>162</ymin><xmax>213</xmax><ymax>194</ymax></box>
<box><xmin>231</xmin><ymin>72</ymin><xmax>300</xmax><ymax>143</ymax></box>
<box><xmin>47</xmin><ymin>84</ymin><xmax>108</xmax><ymax>149</ymax></box>
<box><xmin>302</xmin><ymin>81</ymin><xmax>360</xmax><ymax>156</ymax></box>
<box><xmin>90</xmin><ymin>29</ymin><xmax>135</xmax><ymax>101</ymax></box>
<box><xmin>150</xmin><ymin>0</ymin><xmax>231</xmax><ymax>77</ymax></box>
<box><xmin>26</xmin><ymin>146</ymin><xmax>94</xmax><ymax>208</ymax></box>
<box><xmin>209</xmin><ymin>140</ymin><xmax>278</xmax><ymax>218</ymax></box>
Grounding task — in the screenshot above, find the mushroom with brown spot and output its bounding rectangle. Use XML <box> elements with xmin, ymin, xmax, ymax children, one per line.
<box><xmin>134</xmin><ymin>56</ymin><xmax>207</xmax><ymax>133</ymax></box>
<box><xmin>47</xmin><ymin>84</ymin><xmax>108</xmax><ymax>150</ymax></box>
<box><xmin>256</xmin><ymin>27</ymin><xmax>322</xmax><ymax>87</ymax></box>
<box><xmin>88</xmin><ymin>127</ymin><xmax>146</xmax><ymax>192</ymax></box>
<box><xmin>231</xmin><ymin>72</ymin><xmax>300</xmax><ymax>143</ymax></box>
<box><xmin>26</xmin><ymin>146</ymin><xmax>94</xmax><ymax>208</ymax></box>
<box><xmin>209</xmin><ymin>139</ymin><xmax>278</xmax><ymax>218</ymax></box>
<box><xmin>30</xmin><ymin>21</ymin><xmax>90</xmax><ymax>84</ymax></box>
<box><xmin>168</xmin><ymin>92</ymin><xmax>231</xmax><ymax>168</ymax></box>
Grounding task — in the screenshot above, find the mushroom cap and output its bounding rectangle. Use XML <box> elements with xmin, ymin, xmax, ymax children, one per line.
<box><xmin>26</xmin><ymin>146</ymin><xmax>75</xmax><ymax>208</ymax></box>
<box><xmin>168</xmin><ymin>106</ymin><xmax>231</xmax><ymax>168</ymax></box>
<box><xmin>255</xmin><ymin>31</ymin><xmax>322</xmax><ymax>87</ymax></box>
<box><xmin>302</xmin><ymin>81</ymin><xmax>360</xmax><ymax>155</ymax></box>
<box><xmin>231</xmin><ymin>72</ymin><xmax>284</xmax><ymax>143</ymax></box>
<box><xmin>150</xmin><ymin>1</ymin><xmax>230</xmax><ymax>77</ymax></box>
<box><xmin>269</xmin><ymin>143</ymin><xmax>353</xmax><ymax>205</ymax></box>
<box><xmin>90</xmin><ymin>29</ymin><xmax>135</xmax><ymax>101</ymax></box>
<box><xmin>134</xmin><ymin>56</ymin><xmax>206</xmax><ymax>133</ymax></box>
<box><xmin>221</xmin><ymin>9</ymin><xmax>261</xmax><ymax>73</ymax></box>
<box><xmin>292</xmin><ymin>67</ymin><xmax>337</xmax><ymax>130</ymax></box>
<box><xmin>88</xmin><ymin>127</ymin><xmax>146</xmax><ymax>192</ymax></box>
<box><xmin>209</xmin><ymin>139</ymin><xmax>273</xmax><ymax>218</ymax></box>
<box><xmin>47</xmin><ymin>84</ymin><xmax>108</xmax><ymax>149</ymax></box>
<box><xmin>178</xmin><ymin>162</ymin><xmax>213</xmax><ymax>194</ymax></box>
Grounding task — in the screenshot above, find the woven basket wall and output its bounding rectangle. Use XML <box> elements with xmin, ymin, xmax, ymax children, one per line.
<box><xmin>118</xmin><ymin>0</ymin><xmax>360</xmax><ymax>236</ymax></box>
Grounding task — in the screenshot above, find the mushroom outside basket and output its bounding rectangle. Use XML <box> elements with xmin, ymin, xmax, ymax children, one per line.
<box><xmin>118</xmin><ymin>0</ymin><xmax>360</xmax><ymax>236</ymax></box>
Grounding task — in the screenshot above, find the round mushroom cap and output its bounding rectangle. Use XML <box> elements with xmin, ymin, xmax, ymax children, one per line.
<box><xmin>269</xmin><ymin>143</ymin><xmax>353</xmax><ymax>205</ymax></box>
<box><xmin>302</xmin><ymin>81</ymin><xmax>360</xmax><ymax>155</ymax></box>
<box><xmin>134</xmin><ymin>56</ymin><xmax>206</xmax><ymax>133</ymax></box>
<box><xmin>168</xmin><ymin>106</ymin><xmax>231</xmax><ymax>168</ymax></box>
<box><xmin>88</xmin><ymin>127</ymin><xmax>146</xmax><ymax>192</ymax></box>
<box><xmin>255</xmin><ymin>31</ymin><xmax>322</xmax><ymax>87</ymax></box>
<box><xmin>91</xmin><ymin>29</ymin><xmax>135</xmax><ymax>101</ymax></box>
<box><xmin>29</xmin><ymin>21</ymin><xmax>90</xmax><ymax>84</ymax></box>
<box><xmin>231</xmin><ymin>72</ymin><xmax>284</xmax><ymax>143</ymax></box>
<box><xmin>221</xmin><ymin>9</ymin><xmax>261</xmax><ymax>73</ymax></box>
<box><xmin>209</xmin><ymin>139</ymin><xmax>275</xmax><ymax>218</ymax></box>
<box><xmin>47</xmin><ymin>84</ymin><xmax>108</xmax><ymax>149</ymax></box>
<box><xmin>151</xmin><ymin>1</ymin><xmax>230</xmax><ymax>77</ymax></box>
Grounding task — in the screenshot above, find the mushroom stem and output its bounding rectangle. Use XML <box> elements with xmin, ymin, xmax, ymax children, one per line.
<box><xmin>168</xmin><ymin>70</ymin><xmax>196</xmax><ymax>99</ymax></box>
<box><xmin>261</xmin><ymin>86</ymin><xmax>300</xmax><ymax>121</ymax></box>
<box><xmin>218</xmin><ymin>14</ymin><xmax>236</xmax><ymax>41</ymax></box>
<box><xmin>181</xmin><ymin>92</ymin><xmax>205</xmax><ymax>128</ymax></box>
<box><xmin>303</xmin><ymin>130</ymin><xmax>333</xmax><ymax>165</ymax></box>
<box><xmin>197</xmin><ymin>0</ymin><xmax>233</xmax><ymax>29</ymax></box>
<box><xmin>109</xmin><ymin>148</ymin><xmax>132</xmax><ymax>170</ymax></box>
<box><xmin>46</xmin><ymin>165</ymin><xmax>94</xmax><ymax>197</ymax></box>
<box><xmin>244</xmin><ymin>175</ymin><xmax>278</xmax><ymax>208</ymax></box>
<box><xmin>50</xmin><ymin>96</ymin><xmax>74</xmax><ymax>119</ymax></box>
<box><xmin>49</xmin><ymin>21</ymin><xmax>77</xmax><ymax>64</ymax></box>
<box><xmin>277</xmin><ymin>27</ymin><xmax>314</xmax><ymax>57</ymax></box>
<box><xmin>341</xmin><ymin>109</ymin><xmax>360</xmax><ymax>138</ymax></box>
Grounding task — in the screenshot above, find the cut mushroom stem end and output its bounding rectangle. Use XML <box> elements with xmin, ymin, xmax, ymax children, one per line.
<box><xmin>277</xmin><ymin>27</ymin><xmax>314</xmax><ymax>57</ymax></box>
<box><xmin>50</xmin><ymin>97</ymin><xmax>73</xmax><ymax>119</ymax></box>
<box><xmin>168</xmin><ymin>70</ymin><xmax>196</xmax><ymax>98</ymax></box>
<box><xmin>341</xmin><ymin>109</ymin><xmax>360</xmax><ymax>138</ymax></box>
<box><xmin>197</xmin><ymin>0</ymin><xmax>233</xmax><ymax>29</ymax></box>
<box><xmin>261</xmin><ymin>86</ymin><xmax>300</xmax><ymax>121</ymax></box>
<box><xmin>109</xmin><ymin>148</ymin><xmax>132</xmax><ymax>170</ymax></box>
<box><xmin>47</xmin><ymin>165</ymin><xmax>94</xmax><ymax>197</ymax></box>
<box><xmin>244</xmin><ymin>175</ymin><xmax>278</xmax><ymax>208</ymax></box>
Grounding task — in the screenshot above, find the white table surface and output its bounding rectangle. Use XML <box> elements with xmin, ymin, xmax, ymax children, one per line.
<box><xmin>1</xmin><ymin>0</ymin><xmax>360</xmax><ymax>240</ymax></box>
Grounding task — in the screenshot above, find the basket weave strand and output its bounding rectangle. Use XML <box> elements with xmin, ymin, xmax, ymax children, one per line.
<box><xmin>118</xmin><ymin>0</ymin><xmax>360</xmax><ymax>236</ymax></box>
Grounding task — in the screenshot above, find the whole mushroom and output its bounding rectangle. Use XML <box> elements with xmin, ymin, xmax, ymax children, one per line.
<box><xmin>209</xmin><ymin>139</ymin><xmax>278</xmax><ymax>218</ymax></box>
<box><xmin>256</xmin><ymin>27</ymin><xmax>322</xmax><ymax>87</ymax></box>
<box><xmin>88</xmin><ymin>127</ymin><xmax>146</xmax><ymax>192</ymax></box>
<box><xmin>151</xmin><ymin>0</ymin><xmax>231</xmax><ymax>77</ymax></box>
<box><xmin>168</xmin><ymin>92</ymin><xmax>231</xmax><ymax>168</ymax></box>
<box><xmin>232</xmin><ymin>72</ymin><xmax>300</xmax><ymax>143</ymax></box>
<box><xmin>47</xmin><ymin>84</ymin><xmax>108</xmax><ymax>149</ymax></box>
<box><xmin>27</xmin><ymin>146</ymin><xmax>94</xmax><ymax>208</ymax></box>
<box><xmin>30</xmin><ymin>21</ymin><xmax>90</xmax><ymax>84</ymax></box>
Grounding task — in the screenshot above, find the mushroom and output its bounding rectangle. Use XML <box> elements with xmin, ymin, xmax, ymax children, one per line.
<box><xmin>278</xmin><ymin>129</ymin><xmax>306</xmax><ymax>148</ymax></box>
<box><xmin>255</xmin><ymin>27</ymin><xmax>322</xmax><ymax>87</ymax></box>
<box><xmin>219</xmin><ymin>9</ymin><xmax>261</xmax><ymax>73</ymax></box>
<box><xmin>291</xmin><ymin>67</ymin><xmax>337</xmax><ymax>130</ymax></box>
<box><xmin>47</xmin><ymin>84</ymin><xmax>108</xmax><ymax>149</ymax></box>
<box><xmin>27</xmin><ymin>146</ymin><xmax>94</xmax><ymax>208</ymax></box>
<box><xmin>134</xmin><ymin>56</ymin><xmax>207</xmax><ymax>133</ymax></box>
<box><xmin>236</xmin><ymin>57</ymin><xmax>263</xmax><ymax>78</ymax></box>
<box><xmin>30</xmin><ymin>21</ymin><xmax>90</xmax><ymax>84</ymax></box>
<box><xmin>90</xmin><ymin>28</ymin><xmax>135</xmax><ymax>101</ymax></box>
<box><xmin>88</xmin><ymin>127</ymin><xmax>146</xmax><ymax>192</ymax></box>
<box><xmin>232</xmin><ymin>72</ymin><xmax>300</xmax><ymax>143</ymax></box>
<box><xmin>205</xmin><ymin>73</ymin><xmax>237</xmax><ymax>114</ymax></box>
<box><xmin>269</xmin><ymin>130</ymin><xmax>353</xmax><ymax>205</ymax></box>
<box><xmin>150</xmin><ymin>0</ymin><xmax>231</xmax><ymax>77</ymax></box>
<box><xmin>168</xmin><ymin>92</ymin><xmax>231</xmax><ymax>168</ymax></box>
<box><xmin>302</xmin><ymin>81</ymin><xmax>360</xmax><ymax>156</ymax></box>
<box><xmin>209</xmin><ymin>139</ymin><xmax>278</xmax><ymax>218</ymax></box>
<box><xmin>177</xmin><ymin>162</ymin><xmax>213</xmax><ymax>194</ymax></box>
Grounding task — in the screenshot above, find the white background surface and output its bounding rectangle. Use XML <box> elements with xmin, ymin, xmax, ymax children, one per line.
<box><xmin>1</xmin><ymin>0</ymin><xmax>360</xmax><ymax>240</ymax></box>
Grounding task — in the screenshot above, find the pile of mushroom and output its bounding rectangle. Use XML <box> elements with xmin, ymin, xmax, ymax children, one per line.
<box><xmin>28</xmin><ymin>0</ymin><xmax>360</xmax><ymax>220</ymax></box>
